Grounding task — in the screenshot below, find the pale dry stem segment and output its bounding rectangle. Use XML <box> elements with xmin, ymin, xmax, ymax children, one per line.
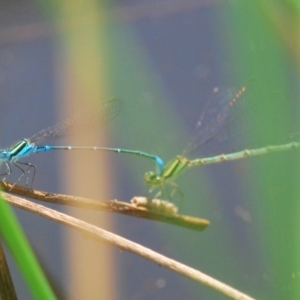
<box><xmin>0</xmin><ymin>181</ymin><xmax>209</xmax><ymax>231</ymax></box>
<box><xmin>2</xmin><ymin>192</ymin><xmax>256</xmax><ymax>300</ymax></box>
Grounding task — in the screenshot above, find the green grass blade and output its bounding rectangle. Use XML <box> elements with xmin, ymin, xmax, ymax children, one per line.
<box><xmin>0</xmin><ymin>192</ymin><xmax>56</xmax><ymax>300</ymax></box>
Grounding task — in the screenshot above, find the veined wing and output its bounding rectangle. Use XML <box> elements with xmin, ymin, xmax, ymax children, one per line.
<box><xmin>29</xmin><ymin>98</ymin><xmax>122</xmax><ymax>144</ymax></box>
<box><xmin>185</xmin><ymin>86</ymin><xmax>246</xmax><ymax>155</ymax></box>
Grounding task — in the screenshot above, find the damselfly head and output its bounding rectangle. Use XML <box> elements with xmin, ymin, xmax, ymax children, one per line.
<box><xmin>144</xmin><ymin>171</ymin><xmax>163</xmax><ymax>187</ymax></box>
<box><xmin>0</xmin><ymin>150</ymin><xmax>8</xmax><ymax>161</ymax></box>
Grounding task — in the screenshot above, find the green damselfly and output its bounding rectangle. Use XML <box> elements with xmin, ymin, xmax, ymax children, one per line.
<box><xmin>141</xmin><ymin>86</ymin><xmax>300</xmax><ymax>198</ymax></box>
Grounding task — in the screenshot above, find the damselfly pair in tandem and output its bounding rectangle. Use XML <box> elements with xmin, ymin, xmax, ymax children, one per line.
<box><xmin>0</xmin><ymin>88</ymin><xmax>298</xmax><ymax>198</ymax></box>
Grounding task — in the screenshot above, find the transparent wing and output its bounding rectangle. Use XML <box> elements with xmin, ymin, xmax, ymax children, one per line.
<box><xmin>184</xmin><ymin>86</ymin><xmax>246</xmax><ymax>155</ymax></box>
<box><xmin>29</xmin><ymin>98</ymin><xmax>122</xmax><ymax>144</ymax></box>
<box><xmin>184</xmin><ymin>83</ymin><xmax>294</xmax><ymax>158</ymax></box>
